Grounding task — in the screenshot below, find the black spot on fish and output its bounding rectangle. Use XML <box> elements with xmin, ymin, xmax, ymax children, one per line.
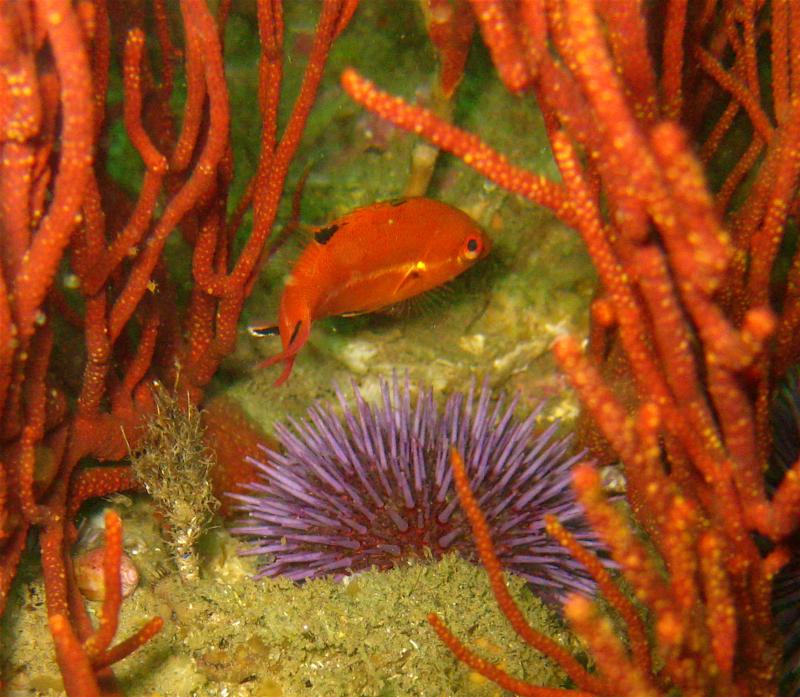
<box><xmin>389</xmin><ymin>198</ymin><xmax>407</xmax><ymax>207</ymax></box>
<box><xmin>314</xmin><ymin>224</ymin><xmax>339</xmax><ymax>245</ymax></box>
<box><xmin>289</xmin><ymin>320</ymin><xmax>303</xmax><ymax>347</ymax></box>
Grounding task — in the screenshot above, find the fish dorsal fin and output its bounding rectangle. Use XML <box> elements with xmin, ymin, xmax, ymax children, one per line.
<box><xmin>312</xmin><ymin>197</ymin><xmax>407</xmax><ymax>246</ymax></box>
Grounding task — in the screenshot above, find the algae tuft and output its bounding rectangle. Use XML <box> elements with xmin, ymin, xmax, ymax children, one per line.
<box><xmin>130</xmin><ymin>384</ymin><xmax>219</xmax><ymax>582</ymax></box>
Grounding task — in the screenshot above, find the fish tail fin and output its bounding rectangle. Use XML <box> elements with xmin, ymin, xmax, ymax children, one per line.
<box><xmin>272</xmin><ymin>356</ymin><xmax>296</xmax><ymax>387</ymax></box>
<box><xmin>254</xmin><ymin>319</ymin><xmax>312</xmax><ymax>386</ymax></box>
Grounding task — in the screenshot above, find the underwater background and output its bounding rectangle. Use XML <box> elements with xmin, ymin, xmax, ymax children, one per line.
<box><xmin>2</xmin><ymin>1</ymin><xmax>595</xmax><ymax>695</ymax></box>
<box><xmin>2</xmin><ymin>0</ymin><xmax>797</xmax><ymax>695</ymax></box>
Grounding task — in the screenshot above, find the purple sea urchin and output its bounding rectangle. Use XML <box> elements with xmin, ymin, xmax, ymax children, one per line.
<box><xmin>231</xmin><ymin>376</ymin><xmax>603</xmax><ymax>603</ymax></box>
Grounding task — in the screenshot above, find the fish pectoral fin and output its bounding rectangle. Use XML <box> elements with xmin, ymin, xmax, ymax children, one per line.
<box><xmin>393</xmin><ymin>261</ymin><xmax>427</xmax><ymax>295</ymax></box>
<box><xmin>376</xmin><ymin>296</ymin><xmax>423</xmax><ymax>318</ymax></box>
<box><xmin>248</xmin><ymin>323</ymin><xmax>280</xmax><ymax>337</ymax></box>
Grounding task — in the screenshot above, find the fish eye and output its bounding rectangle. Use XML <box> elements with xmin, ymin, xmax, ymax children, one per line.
<box><xmin>463</xmin><ymin>236</ymin><xmax>482</xmax><ymax>260</ymax></box>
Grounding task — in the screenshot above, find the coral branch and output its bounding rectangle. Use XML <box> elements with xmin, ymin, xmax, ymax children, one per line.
<box><xmin>430</xmin><ymin>449</ymin><xmax>604</xmax><ymax>694</ymax></box>
<box><xmin>340</xmin><ymin>69</ymin><xmax>572</xmax><ymax>222</ymax></box>
<box><xmin>48</xmin><ymin>614</ymin><xmax>102</xmax><ymax>697</ymax></box>
<box><xmin>427</xmin><ymin>612</ymin><xmax>592</xmax><ymax>697</ymax></box>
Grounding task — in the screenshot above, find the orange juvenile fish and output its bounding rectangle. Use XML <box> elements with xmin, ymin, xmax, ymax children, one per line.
<box><xmin>251</xmin><ymin>197</ymin><xmax>491</xmax><ymax>386</ymax></box>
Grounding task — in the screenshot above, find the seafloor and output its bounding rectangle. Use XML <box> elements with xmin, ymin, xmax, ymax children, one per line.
<box><xmin>6</xmin><ymin>499</ymin><xmax>585</xmax><ymax>696</ymax></box>
<box><xmin>0</xmin><ymin>1</ymin><xmax>598</xmax><ymax>694</ymax></box>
